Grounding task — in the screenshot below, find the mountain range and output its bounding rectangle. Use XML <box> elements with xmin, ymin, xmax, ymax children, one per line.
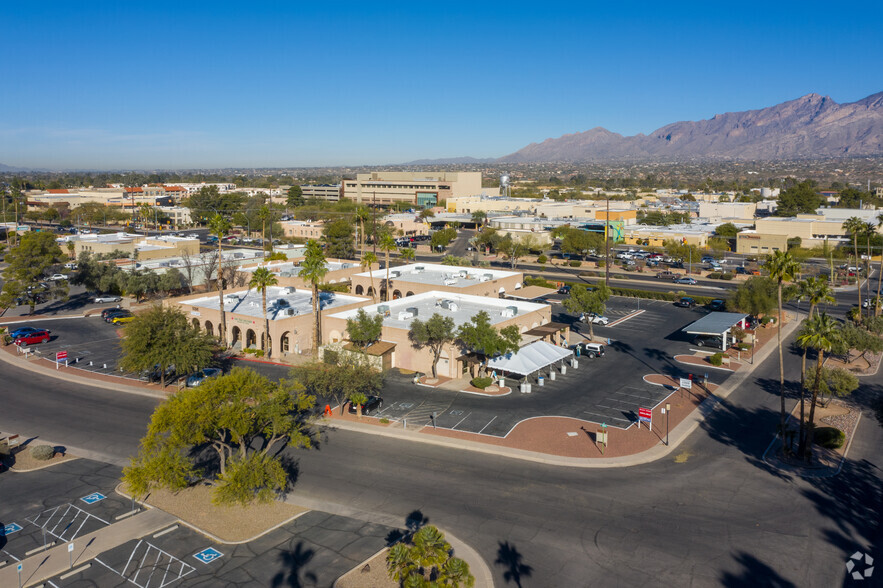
<box><xmin>408</xmin><ymin>92</ymin><xmax>883</xmax><ymax>164</ymax></box>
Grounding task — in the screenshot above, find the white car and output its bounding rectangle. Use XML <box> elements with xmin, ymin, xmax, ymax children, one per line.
<box><xmin>94</xmin><ymin>294</ymin><xmax>122</xmax><ymax>303</ymax></box>
<box><xmin>582</xmin><ymin>313</ymin><xmax>610</xmax><ymax>325</ymax></box>
<box><xmin>48</xmin><ymin>274</ymin><xmax>68</xmax><ymax>281</ymax></box>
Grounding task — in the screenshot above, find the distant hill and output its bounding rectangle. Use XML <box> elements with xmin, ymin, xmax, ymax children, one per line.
<box><xmin>498</xmin><ymin>92</ymin><xmax>883</xmax><ymax>162</ymax></box>
<box><xmin>0</xmin><ymin>163</ymin><xmax>31</xmax><ymax>172</ymax></box>
<box><xmin>400</xmin><ymin>156</ymin><xmax>497</xmax><ymax>165</ymax></box>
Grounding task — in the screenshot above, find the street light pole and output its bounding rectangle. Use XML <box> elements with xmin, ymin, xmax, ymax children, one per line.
<box><xmin>605</xmin><ymin>194</ymin><xmax>610</xmax><ymax>287</ymax></box>
<box><xmin>665</xmin><ymin>402</ymin><xmax>671</xmax><ymax>446</ymax></box>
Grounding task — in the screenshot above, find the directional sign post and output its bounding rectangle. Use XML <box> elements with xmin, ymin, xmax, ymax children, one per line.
<box><xmin>638</xmin><ymin>407</ymin><xmax>652</xmax><ymax>431</ymax></box>
<box><xmin>679</xmin><ymin>377</ymin><xmax>692</xmax><ymax>390</ymax></box>
<box><xmin>56</xmin><ymin>350</ymin><xmax>68</xmax><ymax>370</ymax></box>
<box><xmin>68</xmin><ymin>542</ymin><xmax>74</xmax><ymax>569</ymax></box>
<box><xmin>17</xmin><ymin>562</ymin><xmax>22</xmax><ymax>588</ymax></box>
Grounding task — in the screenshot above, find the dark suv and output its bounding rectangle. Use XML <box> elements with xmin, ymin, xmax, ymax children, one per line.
<box><xmin>693</xmin><ymin>335</ymin><xmax>724</xmax><ymax>348</ymax></box>
<box><xmin>675</xmin><ymin>296</ymin><xmax>695</xmax><ymax>308</ymax></box>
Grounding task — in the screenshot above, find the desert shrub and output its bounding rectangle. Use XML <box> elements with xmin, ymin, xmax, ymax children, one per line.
<box><xmin>721</xmin><ymin>273</ymin><xmax>734</xmax><ymax>280</ymax></box>
<box><xmin>537</xmin><ymin>254</ymin><xmax>548</xmax><ymax>264</ymax></box>
<box><xmin>709</xmin><ymin>353</ymin><xmax>724</xmax><ymax>367</ymax></box>
<box><xmin>2</xmin><ymin>334</ymin><xmax>12</xmax><ymax>346</ymax></box>
<box><xmin>568</xmin><ymin>260</ymin><xmax>581</xmax><ymax>267</ymax></box>
<box><xmin>708</xmin><ymin>272</ymin><xmax>722</xmax><ymax>279</ymax></box>
<box><xmin>524</xmin><ymin>276</ymin><xmax>555</xmax><ymax>288</ymax></box>
<box><xmin>323</xmin><ymin>349</ymin><xmax>340</xmax><ymax>365</ymax></box>
<box><xmin>596</xmin><ymin>259</ymin><xmax>606</xmax><ymax>268</ymax></box>
<box><xmin>30</xmin><ymin>445</ymin><xmax>55</xmax><ymax>461</ymax></box>
<box><xmin>813</xmin><ymin>426</ymin><xmax>845</xmax><ymax>449</ymax></box>
<box><xmin>379</xmin><ymin>417</ymin><xmax>390</xmax><ymax>424</ymax></box>
<box><xmin>761</xmin><ymin>316</ymin><xmax>776</xmax><ymax>325</ymax></box>
<box><xmin>471</xmin><ymin>376</ymin><xmax>493</xmax><ymax>389</ymax></box>
<box><xmin>254</xmin><ymin>349</ymin><xmax>265</xmax><ymax>358</ymax></box>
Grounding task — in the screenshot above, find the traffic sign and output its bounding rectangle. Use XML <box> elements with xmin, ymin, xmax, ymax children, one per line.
<box><xmin>679</xmin><ymin>377</ymin><xmax>692</xmax><ymax>390</ymax></box>
<box><xmin>638</xmin><ymin>407</ymin><xmax>652</xmax><ymax>431</ymax></box>
<box><xmin>56</xmin><ymin>351</ymin><xmax>68</xmax><ymax>361</ymax></box>
<box><xmin>68</xmin><ymin>542</ymin><xmax>75</xmax><ymax>552</ymax></box>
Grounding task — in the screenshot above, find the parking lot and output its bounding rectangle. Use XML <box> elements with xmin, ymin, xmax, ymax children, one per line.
<box><xmin>0</xmin><ymin>460</ymin><xmax>397</xmax><ymax>588</ymax></box>
<box><xmin>373</xmin><ymin>297</ymin><xmax>732</xmax><ymax>435</ymax></box>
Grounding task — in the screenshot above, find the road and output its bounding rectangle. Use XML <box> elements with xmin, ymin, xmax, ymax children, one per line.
<box><xmin>1</xmin><ymin>327</ymin><xmax>879</xmax><ymax>587</ymax></box>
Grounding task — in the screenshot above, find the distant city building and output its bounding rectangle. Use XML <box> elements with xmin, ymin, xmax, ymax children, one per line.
<box><xmin>301</xmin><ymin>184</ymin><xmax>342</xmax><ymax>202</ymax></box>
<box><xmin>279</xmin><ymin>220</ymin><xmax>325</xmax><ymax>239</ymax></box>
<box><xmin>343</xmin><ymin>171</ymin><xmax>491</xmax><ymax>207</ymax></box>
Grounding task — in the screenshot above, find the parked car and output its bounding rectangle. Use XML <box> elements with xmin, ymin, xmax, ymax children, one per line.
<box><xmin>675</xmin><ymin>277</ymin><xmax>697</xmax><ymax>285</ymax></box>
<box><xmin>104</xmin><ymin>309</ymin><xmax>133</xmax><ymax>323</ymax></box>
<box><xmin>100</xmin><ymin>306</ymin><xmax>124</xmax><ymax>319</ymax></box>
<box><xmin>186</xmin><ymin>367</ymin><xmax>222</xmax><ymax>387</ymax></box>
<box><xmin>64</xmin><ymin>262</ymin><xmax>77</xmax><ymax>270</ymax></box>
<box><xmin>571</xmin><ymin>342</ymin><xmax>605</xmax><ymax>358</ymax></box>
<box><xmin>735</xmin><ymin>266</ymin><xmax>749</xmax><ymax>275</ymax></box>
<box><xmin>47</xmin><ymin>274</ymin><xmax>68</xmax><ymax>282</ymax></box>
<box><xmin>94</xmin><ymin>294</ymin><xmax>122</xmax><ymax>303</ymax></box>
<box><xmin>582</xmin><ymin>313</ymin><xmax>609</xmax><ymax>325</ymax></box>
<box><xmin>348</xmin><ymin>395</ymin><xmax>384</xmax><ymax>415</ymax></box>
<box><xmin>9</xmin><ymin>326</ymin><xmax>41</xmax><ymax>339</ymax></box>
<box><xmin>14</xmin><ymin>329</ymin><xmax>51</xmax><ymax>345</ymax></box>
<box><xmin>141</xmin><ymin>364</ymin><xmax>176</xmax><ymax>383</ymax></box>
<box><xmin>676</xmin><ymin>297</ymin><xmax>696</xmax><ymax>308</ymax></box>
<box><xmin>111</xmin><ymin>314</ymin><xmax>136</xmax><ymax>324</ymax></box>
<box><xmin>557</xmin><ymin>285</ymin><xmax>571</xmax><ymax>295</ymax></box>
<box><xmin>862</xmin><ymin>297</ymin><xmax>880</xmax><ymax>309</ymax></box>
<box><xmin>744</xmin><ymin>316</ymin><xmax>761</xmax><ymax>330</ymax></box>
<box><xmin>693</xmin><ymin>334</ymin><xmax>724</xmax><ymax>348</ymax></box>
<box><xmin>707</xmin><ymin>299</ymin><xmax>726</xmax><ymax>312</ymax></box>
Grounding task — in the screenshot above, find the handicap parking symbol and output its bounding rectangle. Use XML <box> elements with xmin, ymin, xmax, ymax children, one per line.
<box><xmin>194</xmin><ymin>547</ymin><xmax>223</xmax><ymax>564</ymax></box>
<box><xmin>81</xmin><ymin>492</ymin><xmax>106</xmax><ymax>505</ymax></box>
<box><xmin>1</xmin><ymin>523</ymin><xmax>22</xmax><ymax>536</ymax></box>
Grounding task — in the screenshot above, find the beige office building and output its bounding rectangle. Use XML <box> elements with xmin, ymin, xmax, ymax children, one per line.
<box><xmin>753</xmin><ymin>215</ymin><xmax>865</xmax><ymax>247</ymax></box>
<box><xmin>70</xmin><ymin>233</ymin><xmax>200</xmax><ymax>260</ymax></box>
<box><xmin>736</xmin><ymin>232</ymin><xmax>790</xmax><ymax>255</ymax></box>
<box><xmin>343</xmin><ymin>172</ymin><xmax>488</xmax><ymax>207</ymax></box>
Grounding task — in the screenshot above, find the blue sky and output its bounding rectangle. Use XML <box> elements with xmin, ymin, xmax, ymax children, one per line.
<box><xmin>2</xmin><ymin>1</ymin><xmax>881</xmax><ymax>170</ymax></box>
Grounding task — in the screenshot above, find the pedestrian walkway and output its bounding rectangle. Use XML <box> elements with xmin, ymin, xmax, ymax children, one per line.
<box><xmin>0</xmin><ymin>508</ymin><xmax>176</xmax><ymax>588</ymax></box>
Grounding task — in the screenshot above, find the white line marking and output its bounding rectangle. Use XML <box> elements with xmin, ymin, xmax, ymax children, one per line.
<box><xmin>607</xmin><ymin>309</ymin><xmax>646</xmax><ymax>327</ymax></box>
<box><xmin>451</xmin><ymin>412</ymin><xmax>472</xmax><ymax>430</ymax></box>
<box><xmin>476</xmin><ymin>416</ymin><xmax>497</xmax><ymax>434</ymax></box>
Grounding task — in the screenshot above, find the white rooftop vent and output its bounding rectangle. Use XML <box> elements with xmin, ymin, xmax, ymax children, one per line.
<box><xmin>457</xmin><ymin>270</ymin><xmax>467</xmax><ymax>278</ymax></box>
<box><xmin>282</xmin><ymin>286</ymin><xmax>296</xmax><ymax>294</ymax></box>
<box><xmin>397</xmin><ymin>311</ymin><xmax>414</xmax><ymax>320</ymax></box>
<box><xmin>444</xmin><ymin>278</ymin><xmax>458</xmax><ymax>286</ymax></box>
<box><xmin>249</xmin><ymin>301</ymin><xmax>260</xmax><ymax>308</ymax></box>
<box><xmin>439</xmin><ymin>300</ymin><xmax>459</xmax><ymax>312</ymax></box>
<box><xmin>480</xmin><ymin>273</ymin><xmax>493</xmax><ymax>282</ymax></box>
<box><xmin>414</xmin><ymin>266</ymin><xmax>425</xmax><ymax>273</ymax></box>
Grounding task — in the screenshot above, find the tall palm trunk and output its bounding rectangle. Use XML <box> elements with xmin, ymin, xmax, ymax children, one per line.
<box><xmin>800</xmin><ymin>301</ymin><xmax>817</xmax><ymax>387</ymax></box>
<box><xmin>369</xmin><ymin>272</ymin><xmax>377</xmax><ymax>302</ymax></box>
<box><xmin>800</xmin><ymin>349</ymin><xmax>825</xmax><ymax>460</ymax></box>
<box><xmin>385</xmin><ymin>250</ymin><xmax>391</xmax><ymax>301</ymax></box>
<box><xmin>311</xmin><ymin>282</ymin><xmax>320</xmax><ymax>356</ymax></box>
<box><xmin>359</xmin><ymin>219</ymin><xmax>365</xmax><ymax>254</ymax></box>
<box><xmin>217</xmin><ymin>239</ymin><xmax>227</xmax><ymax>347</ymax></box>
<box><xmin>262</xmin><ymin>286</ymin><xmax>271</xmax><ymax>358</ymax></box>
<box><xmin>777</xmin><ymin>281</ymin><xmax>786</xmax><ymax>442</ymax></box>
<box><xmin>854</xmin><ymin>236</ymin><xmax>861</xmax><ymax>320</ymax></box>
<box><xmin>865</xmin><ymin>236</ymin><xmax>872</xmax><ymax>318</ymax></box>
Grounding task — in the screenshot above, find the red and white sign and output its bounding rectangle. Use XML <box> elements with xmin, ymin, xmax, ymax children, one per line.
<box><xmin>56</xmin><ymin>351</ymin><xmax>68</xmax><ymax>361</ymax></box>
<box><xmin>638</xmin><ymin>407</ymin><xmax>652</xmax><ymax>420</ymax></box>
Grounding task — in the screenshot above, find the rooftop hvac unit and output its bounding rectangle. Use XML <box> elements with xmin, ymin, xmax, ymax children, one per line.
<box><xmin>397</xmin><ymin>311</ymin><xmax>414</xmax><ymax>320</ymax></box>
<box><xmin>341</xmin><ymin>263</ymin><xmax>352</xmax><ymax>269</ymax></box>
<box><xmin>505</xmin><ymin>305</ymin><xmax>519</xmax><ymax>317</ymax></box>
<box><xmin>225</xmin><ymin>293</ymin><xmax>239</xmax><ymax>300</ymax></box>
<box><xmin>457</xmin><ymin>270</ymin><xmax>467</xmax><ymax>278</ymax></box>
<box><xmin>480</xmin><ymin>273</ymin><xmax>493</xmax><ymax>282</ymax></box>
<box><xmin>169</xmin><ymin>260</ymin><xmax>180</xmax><ymax>266</ymax></box>
<box><xmin>406</xmin><ymin>306</ymin><xmax>419</xmax><ymax>316</ymax></box>
<box><xmin>284</xmin><ymin>308</ymin><xmax>297</xmax><ymax>316</ymax></box>
<box><xmin>249</xmin><ymin>301</ymin><xmax>260</xmax><ymax>308</ymax></box>
<box><xmin>377</xmin><ymin>304</ymin><xmax>390</xmax><ymax>315</ymax></box>
<box><xmin>444</xmin><ymin>278</ymin><xmax>458</xmax><ymax>286</ymax></box>
<box><xmin>414</xmin><ymin>266</ymin><xmax>425</xmax><ymax>273</ymax></box>
<box><xmin>390</xmin><ymin>271</ymin><xmax>401</xmax><ymax>278</ymax></box>
<box><xmin>280</xmin><ymin>271</ymin><xmax>293</xmax><ymax>278</ymax></box>
<box><xmin>282</xmin><ymin>286</ymin><xmax>296</xmax><ymax>294</ymax></box>
<box><xmin>158</xmin><ymin>262</ymin><xmax>170</xmax><ymax>267</ymax></box>
<box><xmin>439</xmin><ymin>300</ymin><xmax>458</xmax><ymax>312</ymax></box>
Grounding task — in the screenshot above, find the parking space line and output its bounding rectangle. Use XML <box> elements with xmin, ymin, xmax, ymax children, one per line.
<box><xmin>476</xmin><ymin>416</ymin><xmax>497</xmax><ymax>434</ymax></box>
<box><xmin>581</xmin><ymin>410</ymin><xmax>630</xmax><ymax>424</ymax></box>
<box><xmin>451</xmin><ymin>412</ymin><xmax>472</xmax><ymax>430</ymax></box>
<box><xmin>607</xmin><ymin>310</ymin><xmax>645</xmax><ymax>327</ymax></box>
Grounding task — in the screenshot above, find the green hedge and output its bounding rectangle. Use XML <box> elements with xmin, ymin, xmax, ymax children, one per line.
<box><xmin>813</xmin><ymin>426</ymin><xmax>845</xmax><ymax>449</ymax></box>
<box><xmin>524</xmin><ymin>276</ymin><xmax>556</xmax><ymax>288</ymax></box>
<box><xmin>709</xmin><ymin>353</ymin><xmax>724</xmax><ymax>366</ymax></box>
<box><xmin>471</xmin><ymin>376</ymin><xmax>493</xmax><ymax>389</ymax></box>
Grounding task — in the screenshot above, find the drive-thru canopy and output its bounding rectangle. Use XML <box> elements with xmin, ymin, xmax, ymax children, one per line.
<box><xmin>681</xmin><ymin>312</ymin><xmax>748</xmax><ymax>351</ymax></box>
<box><xmin>486</xmin><ymin>340</ymin><xmax>572</xmax><ymax>376</ymax></box>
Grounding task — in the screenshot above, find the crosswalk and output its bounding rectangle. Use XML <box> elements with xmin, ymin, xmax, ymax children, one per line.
<box><xmin>95</xmin><ymin>539</ymin><xmax>195</xmax><ymax>588</ymax></box>
<box><xmin>27</xmin><ymin>503</ymin><xmax>110</xmax><ymax>542</ymax></box>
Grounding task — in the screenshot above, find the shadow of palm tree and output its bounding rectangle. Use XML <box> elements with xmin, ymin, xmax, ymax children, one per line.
<box><xmin>719</xmin><ymin>551</ymin><xmax>797</xmax><ymax>587</ymax></box>
<box><xmin>495</xmin><ymin>541</ymin><xmax>532</xmax><ymax>588</ymax></box>
<box><xmin>271</xmin><ymin>541</ymin><xmax>317</xmax><ymax>588</ymax></box>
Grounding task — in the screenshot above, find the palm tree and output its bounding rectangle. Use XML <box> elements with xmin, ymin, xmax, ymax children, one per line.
<box><xmin>379</xmin><ymin>233</ymin><xmax>397</xmax><ymax>302</ymax></box>
<box><xmin>298</xmin><ymin>239</ymin><xmax>328</xmax><ymax>356</ymax></box>
<box><xmin>248</xmin><ymin>267</ymin><xmax>278</xmax><ymax>358</ymax></box>
<box><xmin>209</xmin><ymin>214</ymin><xmax>232</xmax><ymax>347</ymax></box>
<box><xmin>66</xmin><ymin>240</ymin><xmax>75</xmax><ymax>260</ymax></box>
<box><xmin>862</xmin><ymin>221</ymin><xmax>876</xmax><ymax>318</ymax></box>
<box><xmin>795</xmin><ymin>313</ymin><xmax>842</xmax><ymax>459</ymax></box>
<box><xmin>360</xmin><ymin>251</ymin><xmax>378</xmax><ymax>302</ymax></box>
<box><xmin>764</xmin><ymin>250</ymin><xmax>801</xmax><ymax>442</ymax></box>
<box><xmin>355</xmin><ymin>206</ymin><xmax>371</xmax><ymax>254</ymax></box>
<box><xmin>797</xmin><ymin>276</ymin><xmax>836</xmax><ymax>386</ymax></box>
<box><xmin>257</xmin><ymin>205</ymin><xmax>272</xmax><ymax>254</ymax></box>
<box><xmin>399</xmin><ymin>246</ymin><xmax>416</xmax><ymax>264</ymax></box>
<box><xmin>842</xmin><ymin>216</ymin><xmax>865</xmax><ymax>318</ymax></box>
<box><xmin>876</xmin><ymin>213</ymin><xmax>883</xmax><ymax>315</ymax></box>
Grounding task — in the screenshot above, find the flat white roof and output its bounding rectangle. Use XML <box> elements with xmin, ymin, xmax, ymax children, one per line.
<box><xmin>239</xmin><ymin>260</ymin><xmax>355</xmax><ymax>275</ymax></box>
<box><xmin>184</xmin><ymin>286</ymin><xmax>365</xmax><ymax>321</ymax></box>
<box><xmin>355</xmin><ymin>263</ymin><xmax>518</xmax><ymax>288</ymax></box>
<box><xmin>328</xmin><ymin>290</ymin><xmax>546</xmax><ymax>331</ymax></box>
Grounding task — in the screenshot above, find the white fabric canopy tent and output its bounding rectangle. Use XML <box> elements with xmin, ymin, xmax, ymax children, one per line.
<box><xmin>486</xmin><ymin>340</ymin><xmax>572</xmax><ymax>376</ymax></box>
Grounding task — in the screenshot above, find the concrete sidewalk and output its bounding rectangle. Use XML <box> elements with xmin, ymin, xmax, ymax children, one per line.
<box><xmin>0</xmin><ymin>507</ymin><xmax>176</xmax><ymax>588</ymax></box>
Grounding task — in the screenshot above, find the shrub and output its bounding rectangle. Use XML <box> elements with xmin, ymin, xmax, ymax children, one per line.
<box><xmin>379</xmin><ymin>417</ymin><xmax>390</xmax><ymax>424</ymax></box>
<box><xmin>471</xmin><ymin>376</ymin><xmax>493</xmax><ymax>389</ymax></box>
<box><xmin>524</xmin><ymin>276</ymin><xmax>555</xmax><ymax>288</ymax></box>
<box><xmin>720</xmin><ymin>273</ymin><xmax>734</xmax><ymax>280</ymax></box>
<box><xmin>709</xmin><ymin>353</ymin><xmax>724</xmax><ymax>366</ymax></box>
<box><xmin>254</xmin><ymin>349</ymin><xmax>265</xmax><ymax>358</ymax></box>
<box><xmin>596</xmin><ymin>259</ymin><xmax>606</xmax><ymax>268</ymax></box>
<box><xmin>813</xmin><ymin>426</ymin><xmax>845</xmax><ymax>449</ymax></box>
<box><xmin>30</xmin><ymin>445</ymin><xmax>55</xmax><ymax>461</ymax></box>
<box><xmin>537</xmin><ymin>254</ymin><xmax>548</xmax><ymax>264</ymax></box>
<box><xmin>568</xmin><ymin>260</ymin><xmax>581</xmax><ymax>267</ymax></box>
<box><xmin>2</xmin><ymin>334</ymin><xmax>11</xmax><ymax>346</ymax></box>
<box><xmin>761</xmin><ymin>316</ymin><xmax>775</xmax><ymax>325</ymax></box>
<box><xmin>708</xmin><ymin>272</ymin><xmax>722</xmax><ymax>279</ymax></box>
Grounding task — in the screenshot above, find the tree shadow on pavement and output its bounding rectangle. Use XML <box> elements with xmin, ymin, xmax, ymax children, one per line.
<box><xmin>386</xmin><ymin>509</ymin><xmax>429</xmax><ymax>545</ymax></box>
<box><xmin>271</xmin><ymin>541</ymin><xmax>317</xmax><ymax>588</ymax></box>
<box><xmin>495</xmin><ymin>541</ymin><xmax>533</xmax><ymax>588</ymax></box>
<box><xmin>719</xmin><ymin>551</ymin><xmax>797</xmax><ymax>587</ymax></box>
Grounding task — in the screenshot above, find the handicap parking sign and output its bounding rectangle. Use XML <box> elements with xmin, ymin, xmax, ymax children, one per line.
<box><xmin>1</xmin><ymin>523</ymin><xmax>22</xmax><ymax>536</ymax></box>
<box><xmin>194</xmin><ymin>547</ymin><xmax>223</xmax><ymax>564</ymax></box>
<box><xmin>81</xmin><ymin>492</ymin><xmax>106</xmax><ymax>504</ymax></box>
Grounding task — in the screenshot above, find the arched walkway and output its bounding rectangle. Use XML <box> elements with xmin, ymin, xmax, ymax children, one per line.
<box><xmin>205</xmin><ymin>321</ymin><xmax>214</xmax><ymax>336</ymax></box>
<box><xmin>405</xmin><ymin>291</ymin><xmax>414</xmax><ymax>297</ymax></box>
<box><xmin>367</xmin><ymin>287</ymin><xmax>375</xmax><ymax>298</ymax></box>
<box><xmin>280</xmin><ymin>331</ymin><xmax>291</xmax><ymax>354</ymax></box>
<box><xmin>246</xmin><ymin>329</ymin><xmax>257</xmax><ymax>348</ymax></box>
<box><xmin>355</xmin><ymin>285</ymin><xmax>364</xmax><ymax>295</ymax></box>
<box><xmin>392</xmin><ymin>290</ymin><xmax>402</xmax><ymax>299</ymax></box>
<box><xmin>231</xmin><ymin>326</ymin><xmax>241</xmax><ymax>346</ymax></box>
<box><xmin>191</xmin><ymin>318</ymin><xmax>200</xmax><ymax>329</ymax></box>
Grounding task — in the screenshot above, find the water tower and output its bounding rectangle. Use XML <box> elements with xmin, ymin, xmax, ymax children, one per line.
<box><xmin>500</xmin><ymin>173</ymin><xmax>511</xmax><ymax>198</ymax></box>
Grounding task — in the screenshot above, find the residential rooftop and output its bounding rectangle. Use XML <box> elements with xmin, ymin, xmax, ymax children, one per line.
<box><xmin>239</xmin><ymin>259</ymin><xmax>356</xmax><ymax>276</ymax></box>
<box><xmin>184</xmin><ymin>286</ymin><xmax>365</xmax><ymax>320</ymax></box>
<box><xmin>328</xmin><ymin>290</ymin><xmax>547</xmax><ymax>331</ymax></box>
<box><xmin>354</xmin><ymin>263</ymin><xmax>518</xmax><ymax>288</ymax></box>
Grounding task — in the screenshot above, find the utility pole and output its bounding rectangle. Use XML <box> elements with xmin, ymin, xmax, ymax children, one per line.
<box><xmin>372</xmin><ymin>191</ymin><xmax>377</xmax><ymax>255</ymax></box>
<box><xmin>605</xmin><ymin>194</ymin><xmax>610</xmax><ymax>287</ymax></box>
